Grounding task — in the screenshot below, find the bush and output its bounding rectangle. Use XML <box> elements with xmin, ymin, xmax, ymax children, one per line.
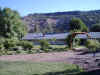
<box><xmin>0</xmin><ymin>44</ymin><xmax>4</xmax><ymax>55</ymax></box>
<box><xmin>0</xmin><ymin>44</ymin><xmax>4</xmax><ymax>50</ymax></box>
<box><xmin>0</xmin><ymin>38</ymin><xmax>34</xmax><ymax>55</ymax></box>
<box><xmin>0</xmin><ymin>38</ymin><xmax>6</xmax><ymax>55</ymax></box>
<box><xmin>16</xmin><ymin>50</ymin><xmax>22</xmax><ymax>54</ymax></box>
<box><xmin>26</xmin><ymin>50</ymin><xmax>34</xmax><ymax>54</ymax></box>
<box><xmin>86</xmin><ymin>40</ymin><xmax>100</xmax><ymax>51</ymax></box>
<box><xmin>10</xmin><ymin>46</ymin><xmax>23</xmax><ymax>51</ymax></box>
<box><xmin>40</xmin><ymin>40</ymin><xmax>50</xmax><ymax>51</ymax></box>
<box><xmin>73</xmin><ymin>38</ymin><xmax>81</xmax><ymax>47</ymax></box>
<box><xmin>18</xmin><ymin>41</ymin><xmax>33</xmax><ymax>50</ymax></box>
<box><xmin>85</xmin><ymin>40</ymin><xmax>100</xmax><ymax>57</ymax></box>
<box><xmin>3</xmin><ymin>39</ymin><xmax>17</xmax><ymax>50</ymax></box>
<box><xmin>6</xmin><ymin>51</ymin><xmax>14</xmax><ymax>55</ymax></box>
<box><xmin>0</xmin><ymin>38</ymin><xmax>5</xmax><ymax>49</ymax></box>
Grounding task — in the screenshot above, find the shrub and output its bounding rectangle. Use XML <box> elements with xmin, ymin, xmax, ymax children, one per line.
<box><xmin>86</xmin><ymin>40</ymin><xmax>100</xmax><ymax>51</ymax></box>
<box><xmin>10</xmin><ymin>46</ymin><xmax>23</xmax><ymax>51</ymax></box>
<box><xmin>6</xmin><ymin>51</ymin><xmax>14</xmax><ymax>55</ymax></box>
<box><xmin>26</xmin><ymin>50</ymin><xmax>34</xmax><ymax>54</ymax></box>
<box><xmin>40</xmin><ymin>40</ymin><xmax>50</xmax><ymax>51</ymax></box>
<box><xmin>18</xmin><ymin>41</ymin><xmax>33</xmax><ymax>50</ymax></box>
<box><xmin>0</xmin><ymin>44</ymin><xmax>4</xmax><ymax>50</ymax></box>
<box><xmin>0</xmin><ymin>44</ymin><xmax>4</xmax><ymax>55</ymax></box>
<box><xmin>73</xmin><ymin>38</ymin><xmax>81</xmax><ymax>47</ymax></box>
<box><xmin>85</xmin><ymin>40</ymin><xmax>100</xmax><ymax>57</ymax></box>
<box><xmin>16</xmin><ymin>50</ymin><xmax>22</xmax><ymax>54</ymax></box>
<box><xmin>0</xmin><ymin>38</ymin><xmax>6</xmax><ymax>55</ymax></box>
<box><xmin>0</xmin><ymin>38</ymin><xmax>5</xmax><ymax>49</ymax></box>
<box><xmin>3</xmin><ymin>39</ymin><xmax>17</xmax><ymax>50</ymax></box>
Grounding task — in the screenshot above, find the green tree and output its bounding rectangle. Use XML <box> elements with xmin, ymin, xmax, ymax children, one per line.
<box><xmin>0</xmin><ymin>7</ymin><xmax>27</xmax><ymax>38</ymax></box>
<box><xmin>69</xmin><ymin>18</ymin><xmax>88</xmax><ymax>32</ymax></box>
<box><xmin>67</xmin><ymin>18</ymin><xmax>88</xmax><ymax>49</ymax></box>
<box><xmin>91</xmin><ymin>23</ymin><xmax>100</xmax><ymax>32</ymax></box>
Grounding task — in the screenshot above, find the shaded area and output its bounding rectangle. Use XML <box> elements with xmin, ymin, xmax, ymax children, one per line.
<box><xmin>78</xmin><ymin>69</ymin><xmax>100</xmax><ymax>75</ymax></box>
<box><xmin>33</xmin><ymin>69</ymin><xmax>82</xmax><ymax>75</ymax></box>
<box><xmin>33</xmin><ymin>69</ymin><xmax>100</xmax><ymax>75</ymax></box>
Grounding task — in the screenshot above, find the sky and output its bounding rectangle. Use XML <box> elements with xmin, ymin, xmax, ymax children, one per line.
<box><xmin>0</xmin><ymin>0</ymin><xmax>100</xmax><ymax>16</ymax></box>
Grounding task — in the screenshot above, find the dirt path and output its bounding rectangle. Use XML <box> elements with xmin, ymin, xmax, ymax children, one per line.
<box><xmin>0</xmin><ymin>51</ymin><xmax>75</xmax><ymax>63</ymax></box>
<box><xmin>0</xmin><ymin>50</ymin><xmax>100</xmax><ymax>71</ymax></box>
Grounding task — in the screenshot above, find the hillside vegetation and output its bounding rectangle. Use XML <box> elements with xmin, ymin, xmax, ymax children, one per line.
<box><xmin>22</xmin><ymin>10</ymin><xmax>100</xmax><ymax>33</ymax></box>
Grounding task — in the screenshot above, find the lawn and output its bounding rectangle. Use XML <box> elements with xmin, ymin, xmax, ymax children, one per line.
<box><xmin>0</xmin><ymin>61</ymin><xmax>82</xmax><ymax>75</ymax></box>
<box><xmin>34</xmin><ymin>45</ymin><xmax>66</xmax><ymax>49</ymax></box>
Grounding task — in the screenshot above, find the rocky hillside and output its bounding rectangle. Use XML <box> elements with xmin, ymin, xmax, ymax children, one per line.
<box><xmin>22</xmin><ymin>10</ymin><xmax>100</xmax><ymax>33</ymax></box>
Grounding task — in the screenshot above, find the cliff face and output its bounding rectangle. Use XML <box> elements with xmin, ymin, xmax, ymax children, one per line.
<box><xmin>22</xmin><ymin>10</ymin><xmax>100</xmax><ymax>33</ymax></box>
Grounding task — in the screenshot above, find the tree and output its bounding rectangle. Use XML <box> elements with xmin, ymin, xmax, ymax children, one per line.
<box><xmin>69</xmin><ymin>18</ymin><xmax>88</xmax><ymax>32</ymax></box>
<box><xmin>90</xmin><ymin>23</ymin><xmax>100</xmax><ymax>32</ymax></box>
<box><xmin>67</xmin><ymin>18</ymin><xmax>89</xmax><ymax>49</ymax></box>
<box><xmin>0</xmin><ymin>7</ymin><xmax>27</xmax><ymax>39</ymax></box>
<box><xmin>66</xmin><ymin>32</ymin><xmax>90</xmax><ymax>49</ymax></box>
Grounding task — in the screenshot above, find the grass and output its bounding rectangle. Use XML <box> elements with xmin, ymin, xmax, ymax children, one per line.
<box><xmin>73</xmin><ymin>45</ymin><xmax>86</xmax><ymax>49</ymax></box>
<box><xmin>50</xmin><ymin>45</ymin><xmax>66</xmax><ymax>48</ymax></box>
<box><xmin>34</xmin><ymin>45</ymin><xmax>66</xmax><ymax>49</ymax></box>
<box><xmin>0</xmin><ymin>61</ymin><xmax>83</xmax><ymax>75</ymax></box>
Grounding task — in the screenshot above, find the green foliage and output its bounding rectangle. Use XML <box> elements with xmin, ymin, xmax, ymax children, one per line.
<box><xmin>0</xmin><ymin>7</ymin><xmax>27</xmax><ymax>39</ymax></box>
<box><xmin>73</xmin><ymin>38</ymin><xmax>81</xmax><ymax>47</ymax></box>
<box><xmin>18</xmin><ymin>41</ymin><xmax>33</xmax><ymax>50</ymax></box>
<box><xmin>66</xmin><ymin>33</ymin><xmax>73</xmax><ymax>48</ymax></box>
<box><xmin>91</xmin><ymin>23</ymin><xmax>100</xmax><ymax>32</ymax></box>
<box><xmin>16</xmin><ymin>50</ymin><xmax>22</xmax><ymax>54</ymax></box>
<box><xmin>67</xmin><ymin>18</ymin><xmax>89</xmax><ymax>49</ymax></box>
<box><xmin>26</xmin><ymin>50</ymin><xmax>34</xmax><ymax>54</ymax></box>
<box><xmin>85</xmin><ymin>40</ymin><xmax>100</xmax><ymax>52</ymax></box>
<box><xmin>65</xmin><ymin>32</ymin><xmax>80</xmax><ymax>49</ymax></box>
<box><xmin>0</xmin><ymin>44</ymin><xmax>4</xmax><ymax>55</ymax></box>
<box><xmin>3</xmin><ymin>39</ymin><xmax>17</xmax><ymax>50</ymax></box>
<box><xmin>52</xmin><ymin>38</ymin><xmax>56</xmax><ymax>42</ymax></box>
<box><xmin>0</xmin><ymin>37</ymin><xmax>34</xmax><ymax>55</ymax></box>
<box><xmin>23</xmin><ymin>10</ymin><xmax>100</xmax><ymax>33</ymax></box>
<box><xmin>0</xmin><ymin>38</ymin><xmax>5</xmax><ymax>50</ymax></box>
<box><xmin>69</xmin><ymin>18</ymin><xmax>88</xmax><ymax>32</ymax></box>
<box><xmin>40</xmin><ymin>40</ymin><xmax>50</xmax><ymax>51</ymax></box>
<box><xmin>0</xmin><ymin>44</ymin><xmax>4</xmax><ymax>50</ymax></box>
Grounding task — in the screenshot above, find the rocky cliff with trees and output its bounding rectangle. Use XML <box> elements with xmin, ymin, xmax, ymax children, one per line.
<box><xmin>22</xmin><ymin>10</ymin><xmax>100</xmax><ymax>33</ymax></box>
